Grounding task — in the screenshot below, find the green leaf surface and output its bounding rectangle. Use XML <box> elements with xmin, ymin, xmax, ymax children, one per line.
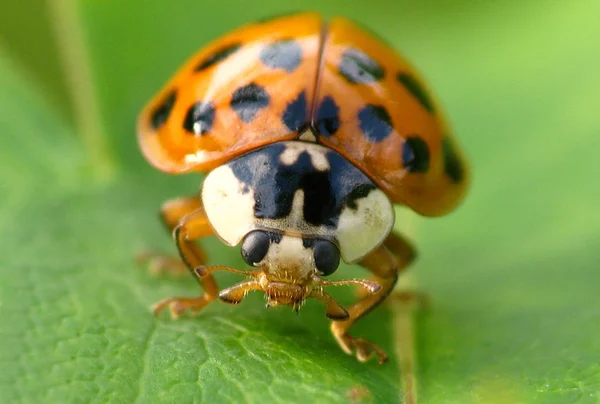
<box><xmin>1</xmin><ymin>1</ymin><xmax>600</xmax><ymax>403</ymax></box>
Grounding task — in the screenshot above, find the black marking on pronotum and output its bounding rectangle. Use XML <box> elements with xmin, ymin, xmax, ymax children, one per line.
<box><xmin>402</xmin><ymin>136</ymin><xmax>430</xmax><ymax>173</ymax></box>
<box><xmin>230</xmin><ymin>83</ymin><xmax>270</xmax><ymax>123</ymax></box>
<box><xmin>338</xmin><ymin>47</ymin><xmax>385</xmax><ymax>84</ymax></box>
<box><xmin>183</xmin><ymin>101</ymin><xmax>215</xmax><ymax>135</ymax></box>
<box><xmin>327</xmin><ymin>151</ymin><xmax>377</xmax><ymax>211</ymax></box>
<box><xmin>442</xmin><ymin>137</ymin><xmax>464</xmax><ymax>183</ymax></box>
<box><xmin>313</xmin><ymin>96</ymin><xmax>340</xmax><ymax>136</ymax></box>
<box><xmin>260</xmin><ymin>39</ymin><xmax>303</xmax><ymax>73</ymax></box>
<box><xmin>150</xmin><ymin>90</ymin><xmax>177</xmax><ymax>130</ymax></box>
<box><xmin>282</xmin><ymin>91</ymin><xmax>308</xmax><ymax>131</ymax></box>
<box><xmin>240</xmin><ymin>183</ymin><xmax>250</xmax><ymax>194</ymax></box>
<box><xmin>358</xmin><ymin>104</ymin><xmax>393</xmax><ymax>142</ymax></box>
<box><xmin>396</xmin><ymin>72</ymin><xmax>435</xmax><ymax>113</ymax></box>
<box><xmin>345</xmin><ymin>184</ymin><xmax>376</xmax><ymax>210</ymax></box>
<box><xmin>195</xmin><ymin>43</ymin><xmax>242</xmax><ymax>71</ymax></box>
<box><xmin>227</xmin><ymin>143</ymin><xmax>376</xmax><ymax>228</ymax></box>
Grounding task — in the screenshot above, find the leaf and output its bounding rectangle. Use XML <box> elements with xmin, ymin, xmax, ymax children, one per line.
<box><xmin>1</xmin><ymin>1</ymin><xmax>600</xmax><ymax>403</ymax></box>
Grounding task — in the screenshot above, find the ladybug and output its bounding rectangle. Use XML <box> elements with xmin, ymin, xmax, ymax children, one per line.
<box><xmin>137</xmin><ymin>12</ymin><xmax>469</xmax><ymax>364</ymax></box>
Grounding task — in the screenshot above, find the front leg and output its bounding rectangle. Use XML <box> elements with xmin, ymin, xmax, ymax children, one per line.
<box><xmin>137</xmin><ymin>196</ymin><xmax>208</xmax><ymax>276</ymax></box>
<box><xmin>151</xmin><ymin>198</ymin><xmax>220</xmax><ymax>318</ymax></box>
<box><xmin>330</xmin><ymin>230</ymin><xmax>416</xmax><ymax>364</ymax></box>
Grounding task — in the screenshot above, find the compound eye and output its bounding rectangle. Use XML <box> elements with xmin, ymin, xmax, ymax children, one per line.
<box><xmin>313</xmin><ymin>240</ymin><xmax>341</xmax><ymax>276</ymax></box>
<box><xmin>241</xmin><ymin>231</ymin><xmax>270</xmax><ymax>266</ymax></box>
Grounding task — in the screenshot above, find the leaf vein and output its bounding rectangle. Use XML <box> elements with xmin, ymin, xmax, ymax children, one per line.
<box><xmin>133</xmin><ymin>320</ymin><xmax>157</xmax><ymax>404</ymax></box>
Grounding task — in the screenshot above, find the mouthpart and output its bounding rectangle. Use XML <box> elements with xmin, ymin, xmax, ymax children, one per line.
<box><xmin>263</xmin><ymin>281</ymin><xmax>312</xmax><ymax>311</ymax></box>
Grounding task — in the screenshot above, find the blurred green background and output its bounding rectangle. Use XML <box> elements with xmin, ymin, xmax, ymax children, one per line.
<box><xmin>1</xmin><ymin>0</ymin><xmax>599</xmax><ymax>403</ymax></box>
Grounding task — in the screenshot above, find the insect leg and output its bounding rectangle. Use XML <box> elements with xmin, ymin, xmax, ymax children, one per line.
<box><xmin>330</xmin><ymin>230</ymin><xmax>416</xmax><ymax>364</ymax></box>
<box><xmin>137</xmin><ymin>196</ymin><xmax>207</xmax><ymax>276</ymax></box>
<box><xmin>151</xmin><ymin>198</ymin><xmax>220</xmax><ymax>318</ymax></box>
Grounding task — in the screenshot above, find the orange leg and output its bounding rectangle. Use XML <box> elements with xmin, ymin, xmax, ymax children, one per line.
<box><xmin>218</xmin><ymin>280</ymin><xmax>263</xmax><ymax>304</ymax></box>
<box><xmin>137</xmin><ymin>197</ymin><xmax>207</xmax><ymax>276</ymax></box>
<box><xmin>330</xmin><ymin>230</ymin><xmax>416</xmax><ymax>364</ymax></box>
<box><xmin>309</xmin><ymin>289</ymin><xmax>350</xmax><ymax>321</ymax></box>
<box><xmin>383</xmin><ymin>231</ymin><xmax>417</xmax><ymax>267</ymax></box>
<box><xmin>149</xmin><ymin>197</ymin><xmax>219</xmax><ymax>318</ymax></box>
<box><xmin>384</xmin><ymin>232</ymin><xmax>429</xmax><ymax>307</ymax></box>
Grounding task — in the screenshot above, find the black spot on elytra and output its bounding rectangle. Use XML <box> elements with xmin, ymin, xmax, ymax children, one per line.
<box><xmin>183</xmin><ymin>101</ymin><xmax>215</xmax><ymax>135</ymax></box>
<box><xmin>150</xmin><ymin>90</ymin><xmax>177</xmax><ymax>130</ymax></box>
<box><xmin>260</xmin><ymin>39</ymin><xmax>303</xmax><ymax>72</ymax></box>
<box><xmin>195</xmin><ymin>43</ymin><xmax>241</xmax><ymax>71</ymax></box>
<box><xmin>230</xmin><ymin>83</ymin><xmax>270</xmax><ymax>123</ymax></box>
<box><xmin>339</xmin><ymin>48</ymin><xmax>385</xmax><ymax>84</ymax></box>
<box><xmin>227</xmin><ymin>143</ymin><xmax>376</xmax><ymax>228</ymax></box>
<box><xmin>313</xmin><ymin>96</ymin><xmax>340</xmax><ymax>136</ymax></box>
<box><xmin>396</xmin><ymin>73</ymin><xmax>435</xmax><ymax>113</ymax></box>
<box><xmin>442</xmin><ymin>137</ymin><xmax>464</xmax><ymax>183</ymax></box>
<box><xmin>402</xmin><ymin>136</ymin><xmax>430</xmax><ymax>173</ymax></box>
<box><xmin>358</xmin><ymin>104</ymin><xmax>393</xmax><ymax>142</ymax></box>
<box><xmin>282</xmin><ymin>91</ymin><xmax>308</xmax><ymax>131</ymax></box>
